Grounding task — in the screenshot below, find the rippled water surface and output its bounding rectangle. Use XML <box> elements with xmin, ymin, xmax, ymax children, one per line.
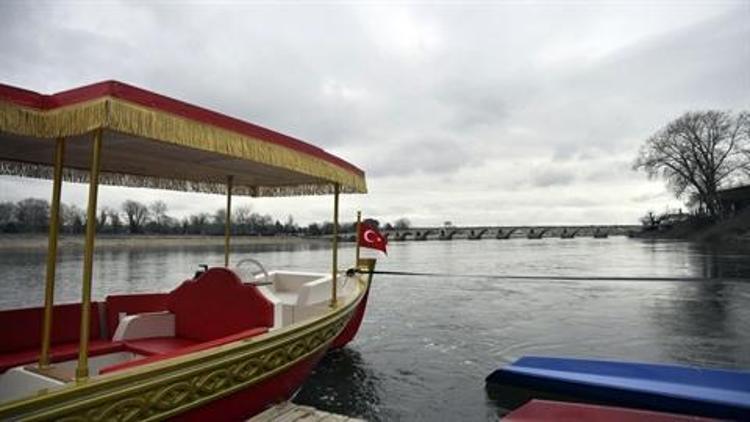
<box><xmin>2</xmin><ymin>237</ymin><xmax>750</xmax><ymax>421</ymax></box>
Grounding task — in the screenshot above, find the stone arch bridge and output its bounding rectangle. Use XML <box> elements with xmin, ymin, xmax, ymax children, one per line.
<box><xmin>379</xmin><ymin>225</ymin><xmax>639</xmax><ymax>241</ymax></box>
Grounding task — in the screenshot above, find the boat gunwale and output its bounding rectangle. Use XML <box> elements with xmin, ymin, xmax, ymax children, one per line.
<box><xmin>0</xmin><ymin>272</ymin><xmax>370</xmax><ymax>420</ymax></box>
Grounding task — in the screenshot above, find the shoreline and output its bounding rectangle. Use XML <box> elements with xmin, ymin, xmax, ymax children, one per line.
<box><xmin>0</xmin><ymin>234</ymin><xmax>331</xmax><ymax>251</ymax></box>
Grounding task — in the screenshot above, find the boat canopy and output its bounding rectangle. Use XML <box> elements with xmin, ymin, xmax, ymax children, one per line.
<box><xmin>0</xmin><ymin>81</ymin><xmax>366</xmax><ymax>196</ymax></box>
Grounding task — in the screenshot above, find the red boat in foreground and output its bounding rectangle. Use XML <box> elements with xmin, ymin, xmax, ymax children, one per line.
<box><xmin>0</xmin><ymin>81</ymin><xmax>374</xmax><ymax>420</ymax></box>
<box><xmin>504</xmin><ymin>399</ymin><xmax>717</xmax><ymax>421</ymax></box>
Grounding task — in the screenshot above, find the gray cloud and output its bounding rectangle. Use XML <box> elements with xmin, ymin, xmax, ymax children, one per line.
<box><xmin>529</xmin><ymin>166</ymin><xmax>577</xmax><ymax>188</ymax></box>
<box><xmin>0</xmin><ymin>1</ymin><xmax>747</xmax><ymax>225</ymax></box>
<box><xmin>364</xmin><ymin>135</ymin><xmax>478</xmax><ymax>177</ymax></box>
<box><xmin>630</xmin><ymin>191</ymin><xmax>670</xmax><ymax>203</ymax></box>
<box><xmin>434</xmin><ymin>80</ymin><xmax>509</xmax><ymax>130</ymax></box>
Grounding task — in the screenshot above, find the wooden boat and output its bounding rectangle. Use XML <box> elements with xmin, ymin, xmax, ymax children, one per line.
<box><xmin>503</xmin><ymin>399</ymin><xmax>717</xmax><ymax>421</ymax></box>
<box><xmin>0</xmin><ymin>81</ymin><xmax>375</xmax><ymax>420</ymax></box>
<box><xmin>486</xmin><ymin>356</ymin><xmax>750</xmax><ymax>420</ymax></box>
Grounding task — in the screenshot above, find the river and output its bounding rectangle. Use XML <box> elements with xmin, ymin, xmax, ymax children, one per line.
<box><xmin>1</xmin><ymin>237</ymin><xmax>749</xmax><ymax>421</ymax></box>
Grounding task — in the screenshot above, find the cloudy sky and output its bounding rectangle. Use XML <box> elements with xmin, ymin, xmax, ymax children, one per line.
<box><xmin>1</xmin><ymin>1</ymin><xmax>748</xmax><ymax>226</ymax></box>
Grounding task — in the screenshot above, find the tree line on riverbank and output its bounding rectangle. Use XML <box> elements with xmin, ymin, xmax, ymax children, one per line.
<box><xmin>633</xmin><ymin>110</ymin><xmax>750</xmax><ymax>234</ymax></box>
<box><xmin>0</xmin><ymin>198</ymin><xmax>411</xmax><ymax>236</ymax></box>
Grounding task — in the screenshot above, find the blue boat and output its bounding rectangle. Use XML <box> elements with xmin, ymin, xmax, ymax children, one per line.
<box><xmin>485</xmin><ymin>356</ymin><xmax>750</xmax><ymax>420</ymax></box>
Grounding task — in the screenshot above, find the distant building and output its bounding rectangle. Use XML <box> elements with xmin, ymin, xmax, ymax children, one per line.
<box><xmin>659</xmin><ymin>210</ymin><xmax>689</xmax><ymax>229</ymax></box>
<box><xmin>718</xmin><ymin>185</ymin><xmax>750</xmax><ymax>216</ymax></box>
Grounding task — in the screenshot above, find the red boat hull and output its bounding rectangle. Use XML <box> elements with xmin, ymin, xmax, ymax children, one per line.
<box><xmin>175</xmin><ymin>347</ymin><xmax>328</xmax><ymax>421</ymax></box>
<box><xmin>331</xmin><ymin>283</ymin><xmax>371</xmax><ymax>349</ymax></box>
<box><xmin>175</xmin><ymin>282</ymin><xmax>372</xmax><ymax>420</ymax></box>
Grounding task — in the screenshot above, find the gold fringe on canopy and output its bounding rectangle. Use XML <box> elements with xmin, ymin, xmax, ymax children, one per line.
<box><xmin>0</xmin><ymin>96</ymin><xmax>366</xmax><ymax>196</ymax></box>
<box><xmin>0</xmin><ymin>99</ymin><xmax>107</xmax><ymax>139</ymax></box>
<box><xmin>0</xmin><ymin>160</ymin><xmax>351</xmax><ymax>197</ymax></box>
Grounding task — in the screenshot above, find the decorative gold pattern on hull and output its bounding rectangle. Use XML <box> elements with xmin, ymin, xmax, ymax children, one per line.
<box><xmin>0</xmin><ymin>274</ymin><xmax>368</xmax><ymax>422</ymax></box>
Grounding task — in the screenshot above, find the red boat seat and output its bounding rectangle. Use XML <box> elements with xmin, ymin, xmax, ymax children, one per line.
<box><xmin>0</xmin><ymin>269</ymin><xmax>274</xmax><ymax>375</ymax></box>
<box><xmin>105</xmin><ymin>293</ymin><xmax>169</xmax><ymax>338</ymax></box>
<box><xmin>0</xmin><ymin>302</ymin><xmax>104</xmax><ymax>354</ymax></box>
<box><xmin>166</xmin><ymin>268</ymin><xmax>274</xmax><ymax>342</ymax></box>
<box><xmin>0</xmin><ymin>302</ymin><xmax>116</xmax><ymax>373</ymax></box>
<box><xmin>124</xmin><ymin>337</ymin><xmax>198</xmax><ymax>355</ymax></box>
<box><xmin>100</xmin><ymin>326</ymin><xmax>268</xmax><ymax>374</ymax></box>
<box><xmin>99</xmin><ymin>269</ymin><xmax>273</xmax><ymax>375</ymax></box>
<box><xmin>0</xmin><ymin>340</ymin><xmax>123</xmax><ymax>374</ymax></box>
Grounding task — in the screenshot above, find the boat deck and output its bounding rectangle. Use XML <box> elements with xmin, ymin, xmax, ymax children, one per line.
<box><xmin>250</xmin><ymin>402</ymin><xmax>365</xmax><ymax>422</ymax></box>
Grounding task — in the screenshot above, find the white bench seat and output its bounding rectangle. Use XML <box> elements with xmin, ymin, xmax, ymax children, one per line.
<box><xmin>253</xmin><ymin>271</ymin><xmax>356</xmax><ymax>329</ymax></box>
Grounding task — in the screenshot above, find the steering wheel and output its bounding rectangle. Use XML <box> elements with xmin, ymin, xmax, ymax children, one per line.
<box><xmin>235</xmin><ymin>258</ymin><xmax>270</xmax><ymax>286</ymax></box>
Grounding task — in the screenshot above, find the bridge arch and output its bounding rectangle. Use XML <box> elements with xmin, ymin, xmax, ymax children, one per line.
<box><xmin>496</xmin><ymin>228</ymin><xmax>516</xmax><ymax>239</ymax></box>
<box><xmin>527</xmin><ymin>228</ymin><xmax>549</xmax><ymax>239</ymax></box>
<box><xmin>439</xmin><ymin>229</ymin><xmax>458</xmax><ymax>240</ymax></box>
<box><xmin>395</xmin><ymin>231</ymin><xmax>413</xmax><ymax>241</ymax></box>
<box><xmin>468</xmin><ymin>228</ymin><xmax>488</xmax><ymax>240</ymax></box>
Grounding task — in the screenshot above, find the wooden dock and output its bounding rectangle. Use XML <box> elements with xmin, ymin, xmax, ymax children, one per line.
<box><xmin>250</xmin><ymin>402</ymin><xmax>365</xmax><ymax>422</ymax></box>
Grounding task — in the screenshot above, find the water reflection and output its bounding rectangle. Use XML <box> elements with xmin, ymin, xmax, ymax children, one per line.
<box><xmin>651</xmin><ymin>280</ymin><xmax>748</xmax><ymax>368</ymax></box>
<box><xmin>295</xmin><ymin>347</ymin><xmax>387</xmax><ymax>421</ymax></box>
<box><xmin>686</xmin><ymin>241</ymin><xmax>750</xmax><ymax>278</ymax></box>
<box><xmin>484</xmin><ymin>382</ymin><xmax>571</xmax><ymax>418</ymax></box>
<box><xmin>646</xmin><ymin>241</ymin><xmax>750</xmax><ymax>368</ymax></box>
<box><xmin>0</xmin><ymin>241</ymin><xmax>338</xmax><ymax>309</ymax></box>
<box><xmin>1</xmin><ymin>238</ymin><xmax>750</xmax><ymax>420</ymax></box>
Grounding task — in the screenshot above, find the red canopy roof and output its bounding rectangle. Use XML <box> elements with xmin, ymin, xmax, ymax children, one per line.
<box><xmin>0</xmin><ymin>81</ymin><xmax>367</xmax><ymax>196</ymax></box>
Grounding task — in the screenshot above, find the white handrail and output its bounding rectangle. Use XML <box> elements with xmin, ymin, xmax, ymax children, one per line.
<box><xmin>235</xmin><ymin>258</ymin><xmax>270</xmax><ymax>285</ymax></box>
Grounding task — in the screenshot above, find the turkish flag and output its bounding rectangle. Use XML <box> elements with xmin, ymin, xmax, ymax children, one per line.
<box><xmin>358</xmin><ymin>223</ymin><xmax>388</xmax><ymax>254</ymax></box>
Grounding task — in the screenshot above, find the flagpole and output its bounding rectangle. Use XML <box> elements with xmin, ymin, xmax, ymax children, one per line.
<box><xmin>355</xmin><ymin>210</ymin><xmax>361</xmax><ymax>268</ymax></box>
<box><xmin>331</xmin><ymin>184</ymin><xmax>340</xmax><ymax>308</ymax></box>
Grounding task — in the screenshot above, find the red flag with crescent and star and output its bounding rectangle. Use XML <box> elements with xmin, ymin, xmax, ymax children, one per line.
<box><xmin>358</xmin><ymin>223</ymin><xmax>388</xmax><ymax>254</ymax></box>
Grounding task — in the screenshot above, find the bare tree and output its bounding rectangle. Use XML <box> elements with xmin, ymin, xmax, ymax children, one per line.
<box><xmin>149</xmin><ymin>200</ymin><xmax>170</xmax><ymax>233</ymax></box>
<box><xmin>122</xmin><ymin>200</ymin><xmax>150</xmax><ymax>234</ymax></box>
<box><xmin>211</xmin><ymin>208</ymin><xmax>229</xmax><ymax>235</ymax></box>
<box><xmin>16</xmin><ymin>198</ymin><xmax>49</xmax><ymax>232</ymax></box>
<box><xmin>150</xmin><ymin>201</ymin><xmax>167</xmax><ymax>223</ymax></box>
<box><xmin>0</xmin><ymin>202</ymin><xmax>16</xmax><ymax>231</ymax></box>
<box><xmin>62</xmin><ymin>203</ymin><xmax>85</xmax><ymax>234</ymax></box>
<box><xmin>742</xmin><ymin>112</ymin><xmax>750</xmax><ymax>170</ymax></box>
<box><xmin>640</xmin><ymin>211</ymin><xmax>662</xmax><ymax>231</ymax></box>
<box><xmin>188</xmin><ymin>213</ymin><xmax>211</xmax><ymax>234</ymax></box>
<box><xmin>108</xmin><ymin>209</ymin><xmax>123</xmax><ymax>234</ymax></box>
<box><xmin>363</xmin><ymin>218</ymin><xmax>380</xmax><ymax>229</ymax></box>
<box><xmin>284</xmin><ymin>215</ymin><xmax>297</xmax><ymax>234</ymax></box>
<box><xmin>307</xmin><ymin>222</ymin><xmax>321</xmax><ymax>236</ymax></box>
<box><xmin>96</xmin><ymin>207</ymin><xmax>112</xmax><ymax>231</ymax></box>
<box><xmin>394</xmin><ymin>217</ymin><xmax>411</xmax><ymax>229</ymax></box>
<box><xmin>634</xmin><ymin>110</ymin><xmax>749</xmax><ymax>219</ymax></box>
<box><xmin>234</xmin><ymin>206</ymin><xmax>252</xmax><ymax>235</ymax></box>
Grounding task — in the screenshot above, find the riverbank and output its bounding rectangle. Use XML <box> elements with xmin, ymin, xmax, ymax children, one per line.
<box><xmin>631</xmin><ymin>208</ymin><xmax>750</xmax><ymax>242</ymax></box>
<box><xmin>0</xmin><ymin>234</ymin><xmax>330</xmax><ymax>251</ymax></box>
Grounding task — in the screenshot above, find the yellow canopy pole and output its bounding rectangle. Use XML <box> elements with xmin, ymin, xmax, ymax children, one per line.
<box><xmin>330</xmin><ymin>184</ymin><xmax>340</xmax><ymax>307</ymax></box>
<box><xmin>355</xmin><ymin>210</ymin><xmax>361</xmax><ymax>267</ymax></box>
<box><xmin>75</xmin><ymin>129</ymin><xmax>102</xmax><ymax>382</ymax></box>
<box><xmin>224</xmin><ymin>175</ymin><xmax>233</xmax><ymax>267</ymax></box>
<box><xmin>39</xmin><ymin>137</ymin><xmax>65</xmax><ymax>368</ymax></box>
